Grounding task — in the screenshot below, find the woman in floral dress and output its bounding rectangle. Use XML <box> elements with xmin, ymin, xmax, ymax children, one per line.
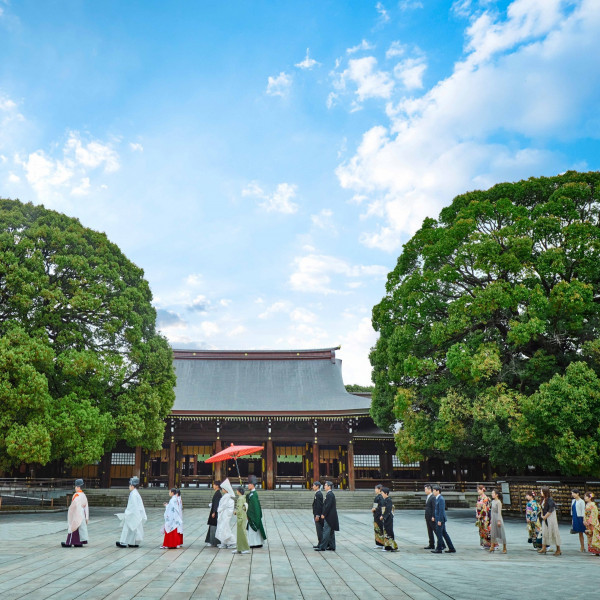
<box><xmin>475</xmin><ymin>485</ymin><xmax>491</xmax><ymax>549</ymax></box>
<box><xmin>525</xmin><ymin>491</ymin><xmax>542</xmax><ymax>549</ymax></box>
<box><xmin>583</xmin><ymin>492</ymin><xmax>600</xmax><ymax>555</ymax></box>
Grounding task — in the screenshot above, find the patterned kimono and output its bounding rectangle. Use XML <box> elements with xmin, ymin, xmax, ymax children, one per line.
<box><xmin>584</xmin><ymin>500</ymin><xmax>600</xmax><ymax>555</ymax></box>
<box><xmin>526</xmin><ymin>498</ymin><xmax>542</xmax><ymax>548</ymax></box>
<box><xmin>475</xmin><ymin>493</ymin><xmax>491</xmax><ymax>547</ymax></box>
<box><xmin>381</xmin><ymin>496</ymin><xmax>398</xmax><ymax>551</ymax></box>
<box><xmin>373</xmin><ymin>494</ymin><xmax>385</xmax><ymax>547</ymax></box>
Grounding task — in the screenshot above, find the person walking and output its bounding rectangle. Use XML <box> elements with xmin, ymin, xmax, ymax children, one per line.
<box><xmin>571</xmin><ymin>489</ymin><xmax>586</xmax><ymax>553</ymax></box>
<box><xmin>216</xmin><ymin>478</ymin><xmax>236</xmax><ymax>549</ymax></box>
<box><xmin>583</xmin><ymin>492</ymin><xmax>600</xmax><ymax>555</ymax></box>
<box><xmin>475</xmin><ymin>485</ymin><xmax>491</xmax><ymax>549</ymax></box>
<box><xmin>525</xmin><ymin>491</ymin><xmax>542</xmax><ymax>549</ymax></box>
<box><xmin>315</xmin><ymin>481</ymin><xmax>339</xmax><ymax>552</ymax></box>
<box><xmin>116</xmin><ymin>476</ymin><xmax>147</xmax><ymax>548</ymax></box>
<box><xmin>372</xmin><ymin>484</ymin><xmax>384</xmax><ymax>549</ymax></box>
<box><xmin>538</xmin><ymin>486</ymin><xmax>562</xmax><ymax>556</ymax></box>
<box><xmin>161</xmin><ymin>488</ymin><xmax>183</xmax><ymax>549</ymax></box>
<box><xmin>489</xmin><ymin>489</ymin><xmax>507</xmax><ymax>553</ymax></box>
<box><xmin>233</xmin><ymin>486</ymin><xmax>250</xmax><ymax>554</ymax></box>
<box><xmin>205</xmin><ymin>480</ymin><xmax>221</xmax><ymax>547</ymax></box>
<box><xmin>431</xmin><ymin>485</ymin><xmax>456</xmax><ymax>554</ymax></box>
<box><xmin>246</xmin><ymin>475</ymin><xmax>267</xmax><ymax>548</ymax></box>
<box><xmin>312</xmin><ymin>481</ymin><xmax>324</xmax><ymax>548</ymax></box>
<box><xmin>424</xmin><ymin>484</ymin><xmax>436</xmax><ymax>550</ymax></box>
<box><xmin>380</xmin><ymin>487</ymin><xmax>398</xmax><ymax>552</ymax></box>
<box><xmin>61</xmin><ymin>479</ymin><xmax>88</xmax><ymax>548</ymax></box>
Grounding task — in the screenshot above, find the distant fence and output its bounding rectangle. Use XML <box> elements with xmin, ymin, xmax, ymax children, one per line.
<box><xmin>0</xmin><ymin>477</ymin><xmax>100</xmax><ymax>509</ymax></box>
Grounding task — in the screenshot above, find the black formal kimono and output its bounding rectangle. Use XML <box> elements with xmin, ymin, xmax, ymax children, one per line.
<box><xmin>313</xmin><ymin>489</ymin><xmax>324</xmax><ymax>545</ymax></box>
<box><xmin>381</xmin><ymin>496</ymin><xmax>398</xmax><ymax>551</ymax></box>
<box><xmin>373</xmin><ymin>493</ymin><xmax>384</xmax><ymax>547</ymax></box>
<box><xmin>205</xmin><ymin>489</ymin><xmax>221</xmax><ymax>546</ymax></box>
<box><xmin>317</xmin><ymin>489</ymin><xmax>339</xmax><ymax>551</ymax></box>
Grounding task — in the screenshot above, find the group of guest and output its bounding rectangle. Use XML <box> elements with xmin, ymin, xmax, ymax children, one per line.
<box><xmin>311</xmin><ymin>481</ymin><xmax>340</xmax><ymax>551</ymax></box>
<box><xmin>476</xmin><ymin>484</ymin><xmax>600</xmax><ymax>556</ymax></box>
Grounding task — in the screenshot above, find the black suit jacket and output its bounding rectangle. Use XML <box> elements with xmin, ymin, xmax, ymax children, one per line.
<box><xmin>207</xmin><ymin>489</ymin><xmax>221</xmax><ymax>526</ymax></box>
<box><xmin>425</xmin><ymin>493</ymin><xmax>435</xmax><ymax>520</ymax></box>
<box><xmin>322</xmin><ymin>490</ymin><xmax>340</xmax><ymax>531</ymax></box>
<box><xmin>312</xmin><ymin>490</ymin><xmax>324</xmax><ymax>516</ymax></box>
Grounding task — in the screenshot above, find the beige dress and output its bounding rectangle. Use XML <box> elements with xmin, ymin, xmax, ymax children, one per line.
<box><xmin>490</xmin><ymin>499</ymin><xmax>506</xmax><ymax>544</ymax></box>
<box><xmin>541</xmin><ymin>498</ymin><xmax>561</xmax><ymax>546</ymax></box>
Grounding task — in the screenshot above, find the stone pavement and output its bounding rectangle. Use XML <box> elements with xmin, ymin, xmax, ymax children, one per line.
<box><xmin>0</xmin><ymin>505</ymin><xmax>598</xmax><ymax>600</ymax></box>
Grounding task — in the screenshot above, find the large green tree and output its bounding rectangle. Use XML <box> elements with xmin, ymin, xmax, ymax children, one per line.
<box><xmin>370</xmin><ymin>171</ymin><xmax>600</xmax><ymax>474</ymax></box>
<box><xmin>0</xmin><ymin>199</ymin><xmax>176</xmax><ymax>469</ymax></box>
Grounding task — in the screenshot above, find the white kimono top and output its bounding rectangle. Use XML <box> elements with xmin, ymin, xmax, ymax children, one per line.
<box><xmin>67</xmin><ymin>491</ymin><xmax>89</xmax><ymax>534</ymax></box>
<box><xmin>163</xmin><ymin>495</ymin><xmax>183</xmax><ymax>534</ymax></box>
<box><xmin>117</xmin><ymin>488</ymin><xmax>147</xmax><ymax>545</ymax></box>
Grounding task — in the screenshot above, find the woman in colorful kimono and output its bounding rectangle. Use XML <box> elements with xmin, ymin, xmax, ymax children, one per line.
<box><xmin>489</xmin><ymin>489</ymin><xmax>507</xmax><ymax>553</ymax></box>
<box><xmin>538</xmin><ymin>486</ymin><xmax>562</xmax><ymax>556</ymax></box>
<box><xmin>525</xmin><ymin>491</ymin><xmax>542</xmax><ymax>549</ymax></box>
<box><xmin>379</xmin><ymin>487</ymin><xmax>398</xmax><ymax>552</ymax></box>
<box><xmin>161</xmin><ymin>488</ymin><xmax>183</xmax><ymax>549</ymax></box>
<box><xmin>233</xmin><ymin>486</ymin><xmax>250</xmax><ymax>554</ymax></box>
<box><xmin>475</xmin><ymin>485</ymin><xmax>491</xmax><ymax>549</ymax></box>
<box><xmin>583</xmin><ymin>492</ymin><xmax>600</xmax><ymax>555</ymax></box>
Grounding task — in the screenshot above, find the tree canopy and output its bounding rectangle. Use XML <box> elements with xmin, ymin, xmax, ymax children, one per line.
<box><xmin>0</xmin><ymin>199</ymin><xmax>176</xmax><ymax>469</ymax></box>
<box><xmin>370</xmin><ymin>171</ymin><xmax>600</xmax><ymax>475</ymax></box>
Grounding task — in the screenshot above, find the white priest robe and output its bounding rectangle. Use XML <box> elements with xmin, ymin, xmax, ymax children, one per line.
<box><xmin>116</xmin><ymin>488</ymin><xmax>147</xmax><ymax>545</ymax></box>
<box><xmin>67</xmin><ymin>491</ymin><xmax>89</xmax><ymax>539</ymax></box>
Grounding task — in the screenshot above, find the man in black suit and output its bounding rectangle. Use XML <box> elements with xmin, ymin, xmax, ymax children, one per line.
<box><xmin>315</xmin><ymin>481</ymin><xmax>339</xmax><ymax>551</ymax></box>
<box><xmin>431</xmin><ymin>485</ymin><xmax>456</xmax><ymax>554</ymax></box>
<box><xmin>424</xmin><ymin>484</ymin><xmax>436</xmax><ymax>549</ymax></box>
<box><xmin>312</xmin><ymin>481</ymin><xmax>324</xmax><ymax>548</ymax></box>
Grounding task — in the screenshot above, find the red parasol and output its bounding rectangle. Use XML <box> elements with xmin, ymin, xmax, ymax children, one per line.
<box><xmin>204</xmin><ymin>444</ymin><xmax>264</xmax><ymax>485</ymax></box>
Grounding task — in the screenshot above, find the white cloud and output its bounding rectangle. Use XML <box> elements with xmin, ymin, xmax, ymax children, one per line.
<box><xmin>399</xmin><ymin>0</ymin><xmax>424</xmax><ymax>10</ymax></box>
<box><xmin>259</xmin><ymin>301</ymin><xmax>289</xmax><ymax>319</ymax></box>
<box><xmin>337</xmin><ymin>317</ymin><xmax>378</xmax><ymax>385</ymax></box>
<box><xmin>129</xmin><ymin>142</ymin><xmax>144</xmax><ymax>152</ymax></box>
<box><xmin>289</xmin><ymin>252</ymin><xmax>388</xmax><ymax>294</ymax></box>
<box><xmin>376</xmin><ymin>2</ymin><xmax>390</xmax><ymax>23</ymax></box>
<box><xmin>266</xmin><ymin>71</ymin><xmax>292</xmax><ymax>97</ymax></box>
<box><xmin>386</xmin><ymin>41</ymin><xmax>406</xmax><ymax>59</ymax></box>
<box><xmin>243</xmin><ymin>181</ymin><xmax>299</xmax><ymax>214</ymax></box>
<box><xmin>227</xmin><ymin>325</ymin><xmax>247</xmax><ymax>337</ymax></box>
<box><xmin>65</xmin><ymin>133</ymin><xmax>119</xmax><ymax>172</ymax></box>
<box><xmin>199</xmin><ymin>321</ymin><xmax>220</xmax><ymax>337</ymax></box>
<box><xmin>394</xmin><ymin>57</ymin><xmax>427</xmax><ymax>89</ymax></box>
<box><xmin>347</xmin><ymin>39</ymin><xmax>375</xmax><ymax>54</ymax></box>
<box><xmin>310</xmin><ymin>208</ymin><xmax>338</xmax><ymax>234</ymax></box>
<box><xmin>7</xmin><ymin>172</ymin><xmax>20</xmax><ymax>183</ymax></box>
<box><xmin>290</xmin><ymin>307</ymin><xmax>317</xmax><ymax>323</ymax></box>
<box><xmin>71</xmin><ymin>177</ymin><xmax>91</xmax><ymax>196</ymax></box>
<box><xmin>220</xmin><ymin>298</ymin><xmax>232</xmax><ymax>307</ymax></box>
<box><xmin>295</xmin><ymin>48</ymin><xmax>319</xmax><ymax>70</ymax></box>
<box><xmin>335</xmin><ymin>56</ymin><xmax>394</xmax><ymax>103</ymax></box>
<box><xmin>336</xmin><ymin>0</ymin><xmax>600</xmax><ymax>252</ymax></box>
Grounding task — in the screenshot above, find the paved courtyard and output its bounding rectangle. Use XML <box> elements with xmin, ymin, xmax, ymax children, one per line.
<box><xmin>0</xmin><ymin>505</ymin><xmax>598</xmax><ymax>600</ymax></box>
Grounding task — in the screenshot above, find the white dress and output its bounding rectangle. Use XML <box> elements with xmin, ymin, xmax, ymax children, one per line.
<box><xmin>117</xmin><ymin>488</ymin><xmax>148</xmax><ymax>545</ymax></box>
<box><xmin>216</xmin><ymin>493</ymin><xmax>236</xmax><ymax>546</ymax></box>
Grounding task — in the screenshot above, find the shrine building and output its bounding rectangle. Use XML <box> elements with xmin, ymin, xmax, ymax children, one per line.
<box><xmin>90</xmin><ymin>347</ymin><xmax>419</xmax><ymax>489</ymax></box>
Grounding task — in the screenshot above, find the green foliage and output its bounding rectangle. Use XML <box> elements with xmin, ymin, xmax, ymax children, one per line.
<box><xmin>370</xmin><ymin>172</ymin><xmax>600</xmax><ymax>474</ymax></box>
<box><xmin>345</xmin><ymin>384</ymin><xmax>375</xmax><ymax>393</ymax></box>
<box><xmin>0</xmin><ymin>199</ymin><xmax>176</xmax><ymax>469</ymax></box>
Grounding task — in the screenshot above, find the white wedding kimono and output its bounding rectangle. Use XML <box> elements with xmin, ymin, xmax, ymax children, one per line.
<box><xmin>215</xmin><ymin>479</ymin><xmax>236</xmax><ymax>547</ymax></box>
<box><xmin>116</xmin><ymin>488</ymin><xmax>147</xmax><ymax>545</ymax></box>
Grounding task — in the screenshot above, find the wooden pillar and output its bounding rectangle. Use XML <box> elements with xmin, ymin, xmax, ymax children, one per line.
<box><xmin>214</xmin><ymin>440</ymin><xmax>222</xmax><ymax>481</ymax></box>
<box><xmin>134</xmin><ymin>446</ymin><xmax>142</xmax><ymax>479</ymax></box>
<box><xmin>347</xmin><ymin>442</ymin><xmax>355</xmax><ymax>491</ymax></box>
<box><xmin>168</xmin><ymin>441</ymin><xmax>176</xmax><ymax>489</ymax></box>
<box><xmin>312</xmin><ymin>443</ymin><xmax>320</xmax><ymax>484</ymax></box>
<box><xmin>266</xmin><ymin>440</ymin><xmax>274</xmax><ymax>490</ymax></box>
<box><xmin>100</xmin><ymin>452</ymin><xmax>111</xmax><ymax>488</ymax></box>
<box><xmin>175</xmin><ymin>443</ymin><xmax>182</xmax><ymax>488</ymax></box>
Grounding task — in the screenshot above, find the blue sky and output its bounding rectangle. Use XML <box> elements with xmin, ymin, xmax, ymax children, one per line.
<box><xmin>1</xmin><ymin>0</ymin><xmax>599</xmax><ymax>384</ymax></box>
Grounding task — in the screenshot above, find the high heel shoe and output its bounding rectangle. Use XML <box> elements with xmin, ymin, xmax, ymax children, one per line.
<box><xmin>554</xmin><ymin>550</ymin><xmax>562</xmax><ymax>556</ymax></box>
<box><xmin>537</xmin><ymin>549</ymin><xmax>547</xmax><ymax>554</ymax></box>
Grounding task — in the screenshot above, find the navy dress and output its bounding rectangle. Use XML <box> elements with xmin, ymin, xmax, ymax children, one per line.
<box><xmin>572</xmin><ymin>499</ymin><xmax>586</xmax><ymax>533</ymax></box>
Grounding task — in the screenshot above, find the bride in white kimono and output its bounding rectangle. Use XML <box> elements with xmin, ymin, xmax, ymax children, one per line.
<box><xmin>215</xmin><ymin>478</ymin><xmax>236</xmax><ymax>548</ymax></box>
<box><xmin>116</xmin><ymin>476</ymin><xmax>147</xmax><ymax>548</ymax></box>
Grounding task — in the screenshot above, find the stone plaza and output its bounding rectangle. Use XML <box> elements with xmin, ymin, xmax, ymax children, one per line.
<box><xmin>0</xmin><ymin>506</ymin><xmax>598</xmax><ymax>600</ymax></box>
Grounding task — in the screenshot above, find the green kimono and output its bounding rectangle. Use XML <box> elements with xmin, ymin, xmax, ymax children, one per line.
<box><xmin>235</xmin><ymin>494</ymin><xmax>250</xmax><ymax>552</ymax></box>
<box><xmin>246</xmin><ymin>489</ymin><xmax>267</xmax><ymax>546</ymax></box>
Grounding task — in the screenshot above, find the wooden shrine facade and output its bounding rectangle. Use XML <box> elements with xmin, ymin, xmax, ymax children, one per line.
<box><xmin>73</xmin><ymin>347</ymin><xmax>419</xmax><ymax>489</ymax></box>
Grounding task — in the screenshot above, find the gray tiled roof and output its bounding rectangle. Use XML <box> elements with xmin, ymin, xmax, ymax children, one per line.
<box><xmin>172</xmin><ymin>355</ymin><xmax>371</xmax><ymax>413</ymax></box>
